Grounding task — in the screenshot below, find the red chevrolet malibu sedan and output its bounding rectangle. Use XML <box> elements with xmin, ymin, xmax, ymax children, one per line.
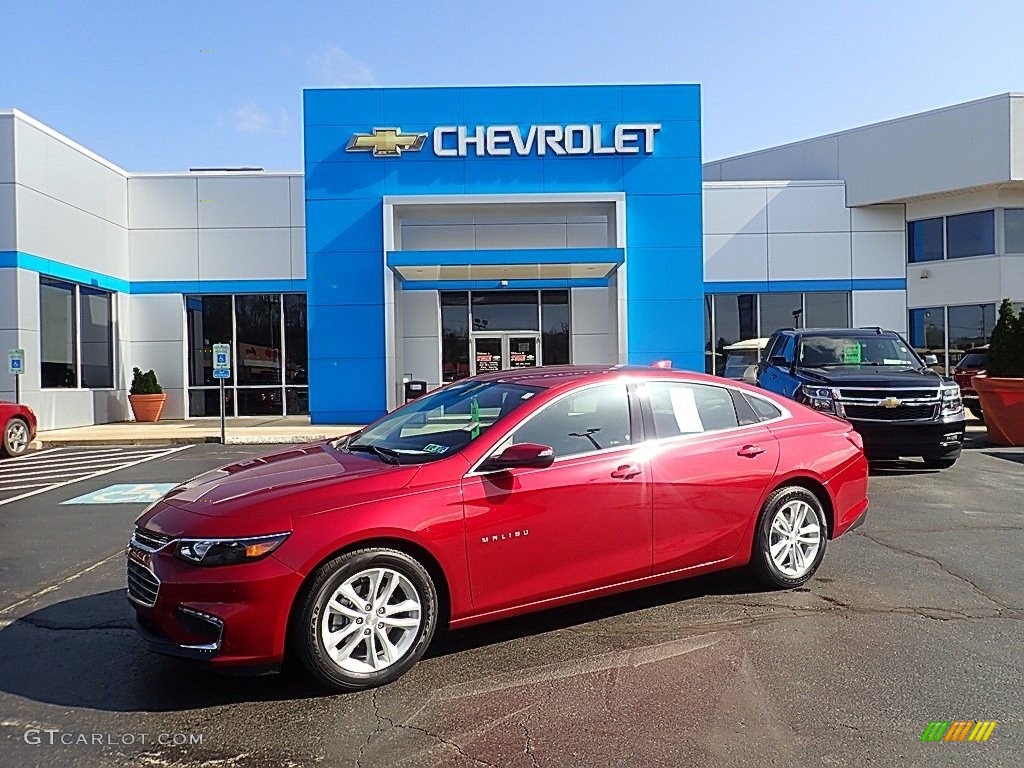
<box><xmin>128</xmin><ymin>365</ymin><xmax>869</xmax><ymax>691</ymax></box>
<box><xmin>1</xmin><ymin>401</ymin><xmax>37</xmax><ymax>458</ymax></box>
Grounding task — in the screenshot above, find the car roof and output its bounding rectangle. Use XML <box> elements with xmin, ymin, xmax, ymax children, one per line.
<box><xmin>782</xmin><ymin>327</ymin><xmax>901</xmax><ymax>337</ymax></box>
<box><xmin>468</xmin><ymin>364</ymin><xmax>756</xmax><ymax>393</ymax></box>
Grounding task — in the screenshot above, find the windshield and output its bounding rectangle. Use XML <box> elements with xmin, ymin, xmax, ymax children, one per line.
<box><xmin>723</xmin><ymin>351</ymin><xmax>759</xmax><ymax>379</ymax></box>
<box><xmin>798</xmin><ymin>335</ymin><xmax>921</xmax><ymax>368</ymax></box>
<box><xmin>335</xmin><ymin>380</ymin><xmax>541</xmax><ymax>463</ymax></box>
<box><xmin>956</xmin><ymin>352</ymin><xmax>987</xmax><ymax>369</ymax></box>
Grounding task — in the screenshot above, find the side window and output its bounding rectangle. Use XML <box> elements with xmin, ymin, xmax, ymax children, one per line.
<box><xmin>509</xmin><ymin>383</ymin><xmax>631</xmax><ymax>458</ymax></box>
<box><xmin>778</xmin><ymin>335</ymin><xmax>796</xmax><ymax>364</ymax></box>
<box><xmin>645</xmin><ymin>381</ymin><xmax>739</xmax><ymax>437</ymax></box>
<box><xmin>764</xmin><ymin>333</ymin><xmax>783</xmax><ymax>362</ymax></box>
<box><xmin>745</xmin><ymin>394</ymin><xmax>783</xmax><ymax>422</ymax></box>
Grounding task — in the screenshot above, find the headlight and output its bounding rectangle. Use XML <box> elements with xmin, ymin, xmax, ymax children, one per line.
<box><xmin>175</xmin><ymin>532</ymin><xmax>290</xmax><ymax>566</ymax></box>
<box><xmin>800</xmin><ymin>385</ymin><xmax>840</xmax><ymax>414</ymax></box>
<box><xmin>940</xmin><ymin>384</ymin><xmax>964</xmax><ymax>416</ymax></box>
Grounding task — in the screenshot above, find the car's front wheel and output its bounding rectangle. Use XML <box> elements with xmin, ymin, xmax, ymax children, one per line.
<box><xmin>2</xmin><ymin>417</ymin><xmax>30</xmax><ymax>458</ymax></box>
<box><xmin>293</xmin><ymin>548</ymin><xmax>438</xmax><ymax>691</ymax></box>
<box><xmin>752</xmin><ymin>486</ymin><xmax>828</xmax><ymax>589</ymax></box>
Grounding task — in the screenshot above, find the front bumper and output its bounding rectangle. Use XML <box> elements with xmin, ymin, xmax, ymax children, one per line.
<box><xmin>851</xmin><ymin>413</ymin><xmax>967</xmax><ymax>460</ymax></box>
<box><xmin>126</xmin><ymin>543</ymin><xmax>303</xmax><ymax>667</ymax></box>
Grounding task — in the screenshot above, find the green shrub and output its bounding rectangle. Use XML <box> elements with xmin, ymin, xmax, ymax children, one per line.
<box><xmin>986</xmin><ymin>299</ymin><xmax>1024</xmax><ymax>378</ymax></box>
<box><xmin>130</xmin><ymin>367</ymin><xmax>164</xmax><ymax>395</ymax></box>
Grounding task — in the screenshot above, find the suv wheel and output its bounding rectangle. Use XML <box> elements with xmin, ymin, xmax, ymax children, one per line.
<box><xmin>752</xmin><ymin>486</ymin><xmax>828</xmax><ymax>589</ymax></box>
<box><xmin>293</xmin><ymin>548</ymin><xmax>438</xmax><ymax>691</ymax></box>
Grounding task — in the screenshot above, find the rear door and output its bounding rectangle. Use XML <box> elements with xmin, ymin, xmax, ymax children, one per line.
<box><xmin>760</xmin><ymin>333</ymin><xmax>801</xmax><ymax>398</ymax></box>
<box><xmin>639</xmin><ymin>380</ymin><xmax>780</xmax><ymax>573</ymax></box>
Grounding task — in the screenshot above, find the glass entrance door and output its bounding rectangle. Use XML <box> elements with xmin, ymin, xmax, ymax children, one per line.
<box><xmin>471</xmin><ymin>333</ymin><xmax>541</xmax><ymax>374</ymax></box>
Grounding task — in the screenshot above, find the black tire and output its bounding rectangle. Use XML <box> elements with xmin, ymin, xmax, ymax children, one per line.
<box><xmin>292</xmin><ymin>548</ymin><xmax>438</xmax><ymax>692</ymax></box>
<box><xmin>2</xmin><ymin>417</ymin><xmax>30</xmax><ymax>458</ymax></box>
<box><xmin>751</xmin><ymin>486</ymin><xmax>828</xmax><ymax>590</ymax></box>
<box><xmin>922</xmin><ymin>457</ymin><xmax>957</xmax><ymax>469</ymax></box>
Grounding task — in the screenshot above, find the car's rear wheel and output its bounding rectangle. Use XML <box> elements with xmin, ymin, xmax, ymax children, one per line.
<box><xmin>293</xmin><ymin>548</ymin><xmax>438</xmax><ymax>691</ymax></box>
<box><xmin>752</xmin><ymin>486</ymin><xmax>827</xmax><ymax>589</ymax></box>
<box><xmin>2</xmin><ymin>417</ymin><xmax>30</xmax><ymax>458</ymax></box>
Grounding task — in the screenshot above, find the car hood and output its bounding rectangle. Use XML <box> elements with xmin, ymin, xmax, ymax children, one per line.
<box><xmin>799</xmin><ymin>366</ymin><xmax>947</xmax><ymax>388</ymax></box>
<box><xmin>140</xmin><ymin>442</ymin><xmax>423</xmax><ymax>528</ymax></box>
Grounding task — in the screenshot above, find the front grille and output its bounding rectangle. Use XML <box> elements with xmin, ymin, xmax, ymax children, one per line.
<box><xmin>132</xmin><ymin>527</ymin><xmax>174</xmax><ymax>552</ymax></box>
<box><xmin>844</xmin><ymin>404</ymin><xmax>937</xmax><ymax>421</ymax></box>
<box><xmin>127</xmin><ymin>558</ymin><xmax>160</xmax><ymax>607</ymax></box>
<box><xmin>837</xmin><ymin>388</ymin><xmax>938</xmax><ymax>400</ymax></box>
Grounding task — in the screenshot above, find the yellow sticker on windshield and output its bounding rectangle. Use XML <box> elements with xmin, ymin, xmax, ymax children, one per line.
<box><xmin>843</xmin><ymin>343</ymin><xmax>862</xmax><ymax>364</ymax></box>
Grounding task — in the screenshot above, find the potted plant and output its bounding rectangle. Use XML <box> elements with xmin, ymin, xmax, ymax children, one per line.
<box><xmin>973</xmin><ymin>299</ymin><xmax>1024</xmax><ymax>446</ymax></box>
<box><xmin>128</xmin><ymin>367</ymin><xmax>167</xmax><ymax>423</ymax></box>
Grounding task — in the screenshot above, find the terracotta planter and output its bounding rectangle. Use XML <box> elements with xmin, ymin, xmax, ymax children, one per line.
<box><xmin>973</xmin><ymin>376</ymin><xmax>1024</xmax><ymax>447</ymax></box>
<box><xmin>129</xmin><ymin>393</ymin><xmax>167</xmax><ymax>423</ymax></box>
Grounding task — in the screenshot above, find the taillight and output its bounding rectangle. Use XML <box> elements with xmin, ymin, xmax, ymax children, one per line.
<box><xmin>844</xmin><ymin>430</ymin><xmax>864</xmax><ymax>451</ymax></box>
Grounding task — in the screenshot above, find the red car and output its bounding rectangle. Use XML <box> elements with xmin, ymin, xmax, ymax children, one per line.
<box><xmin>128</xmin><ymin>365</ymin><xmax>869</xmax><ymax>691</ymax></box>
<box><xmin>1</xmin><ymin>401</ymin><xmax>37</xmax><ymax>458</ymax></box>
<box><xmin>953</xmin><ymin>345</ymin><xmax>987</xmax><ymax>420</ymax></box>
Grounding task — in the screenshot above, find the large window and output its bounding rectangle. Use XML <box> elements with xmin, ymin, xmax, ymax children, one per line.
<box><xmin>1005</xmin><ymin>208</ymin><xmax>1024</xmax><ymax>254</ymax></box>
<box><xmin>39</xmin><ymin>278</ymin><xmax>114</xmax><ymax>389</ymax></box>
<box><xmin>441</xmin><ymin>293</ymin><xmax>470</xmax><ymax>383</ymax></box>
<box><xmin>907</xmin><ymin>210</ymin><xmax>997</xmax><ymax>263</ymax></box>
<box><xmin>186</xmin><ymin>293</ymin><xmax>307</xmax><ymax>417</ymax></box>
<box><xmin>540</xmin><ymin>290</ymin><xmax>570</xmax><ymax>365</ymax></box>
<box><xmin>908</xmin><ymin>303</ymin><xmax>998</xmax><ymax>373</ymax></box>
<box><xmin>509</xmin><ymin>382</ymin><xmax>631</xmax><ymax>458</ymax></box>
<box><xmin>704</xmin><ymin>291</ymin><xmax>851</xmax><ymax>375</ymax></box>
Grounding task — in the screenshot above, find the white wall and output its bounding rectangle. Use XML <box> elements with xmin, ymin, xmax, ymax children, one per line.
<box><xmin>703</xmin><ymin>181</ymin><xmax>906</xmax><ymax>284</ymax></box>
<box><xmin>570</xmin><ymin>287</ymin><xmax>616</xmax><ymax>363</ymax></box>
<box><xmin>705</xmin><ymin>94</ymin><xmax>1020</xmax><ymax>206</ymax></box>
<box><xmin>399</xmin><ymin>290</ymin><xmax>441</xmax><ymax>391</ymax></box>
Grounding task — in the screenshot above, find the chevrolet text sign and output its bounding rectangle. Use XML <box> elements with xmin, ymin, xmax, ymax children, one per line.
<box><xmin>347</xmin><ymin>124</ymin><xmax>661</xmax><ymax>158</ymax></box>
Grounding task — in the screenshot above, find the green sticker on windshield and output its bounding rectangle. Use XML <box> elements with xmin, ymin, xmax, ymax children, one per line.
<box><xmin>470</xmin><ymin>397</ymin><xmax>481</xmax><ymax>439</ymax></box>
<box><xmin>843</xmin><ymin>343</ymin><xmax>862</xmax><ymax>364</ymax></box>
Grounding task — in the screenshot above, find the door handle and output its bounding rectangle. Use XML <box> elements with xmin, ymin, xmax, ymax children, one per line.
<box><xmin>737</xmin><ymin>445</ymin><xmax>766</xmax><ymax>458</ymax></box>
<box><xmin>610</xmin><ymin>464</ymin><xmax>642</xmax><ymax>479</ymax></box>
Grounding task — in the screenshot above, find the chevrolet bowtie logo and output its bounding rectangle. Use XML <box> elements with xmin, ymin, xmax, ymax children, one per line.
<box><xmin>346</xmin><ymin>128</ymin><xmax>427</xmax><ymax>157</ymax></box>
<box><xmin>880</xmin><ymin>397</ymin><xmax>903</xmax><ymax>408</ymax></box>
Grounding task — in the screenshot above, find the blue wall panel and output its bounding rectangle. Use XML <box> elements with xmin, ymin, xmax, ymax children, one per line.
<box><xmin>304</xmin><ymin>84</ymin><xmax>704</xmax><ymax>424</ymax></box>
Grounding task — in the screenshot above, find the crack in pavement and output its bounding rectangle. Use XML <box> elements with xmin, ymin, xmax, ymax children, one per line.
<box><xmin>854</xmin><ymin>530</ymin><xmax>1014</xmax><ymax>610</ymax></box>
<box><xmin>519</xmin><ymin>721</ymin><xmax>540</xmax><ymax>768</ymax></box>
<box><xmin>368</xmin><ymin>686</ymin><xmax>496</xmax><ymax>768</ymax></box>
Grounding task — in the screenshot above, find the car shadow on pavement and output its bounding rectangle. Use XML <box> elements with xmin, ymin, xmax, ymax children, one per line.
<box><xmin>0</xmin><ymin>569</ymin><xmax>770</xmax><ymax>711</ymax></box>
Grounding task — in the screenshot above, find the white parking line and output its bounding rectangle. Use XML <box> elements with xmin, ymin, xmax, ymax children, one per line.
<box><xmin>0</xmin><ymin>445</ymin><xmax>193</xmax><ymax>507</ymax></box>
<box><xmin>0</xmin><ymin>453</ymin><xmax>177</xmax><ymax>480</ymax></box>
<box><xmin>0</xmin><ymin>447</ymin><xmax>167</xmax><ymax>469</ymax></box>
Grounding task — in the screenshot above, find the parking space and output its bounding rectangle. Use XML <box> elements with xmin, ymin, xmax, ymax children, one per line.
<box><xmin>0</xmin><ymin>442</ymin><xmax>1020</xmax><ymax>767</ymax></box>
<box><xmin>0</xmin><ymin>446</ymin><xmax>192</xmax><ymax>506</ymax></box>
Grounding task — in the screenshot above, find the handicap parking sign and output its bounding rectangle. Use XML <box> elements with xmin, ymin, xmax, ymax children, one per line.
<box><xmin>213</xmin><ymin>368</ymin><xmax>230</xmax><ymax>379</ymax></box>
<box><xmin>61</xmin><ymin>483</ymin><xmax>178</xmax><ymax>505</ymax></box>
<box><xmin>8</xmin><ymin>348</ymin><xmax>25</xmax><ymax>375</ymax></box>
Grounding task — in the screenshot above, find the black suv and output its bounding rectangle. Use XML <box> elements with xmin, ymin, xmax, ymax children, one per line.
<box><xmin>756</xmin><ymin>327</ymin><xmax>966</xmax><ymax>468</ymax></box>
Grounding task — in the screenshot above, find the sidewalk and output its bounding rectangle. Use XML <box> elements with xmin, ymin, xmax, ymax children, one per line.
<box><xmin>33</xmin><ymin>416</ymin><xmax>362</xmax><ymax>447</ymax></box>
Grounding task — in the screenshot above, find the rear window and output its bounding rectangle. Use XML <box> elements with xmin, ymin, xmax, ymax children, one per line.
<box><xmin>957</xmin><ymin>352</ymin><xmax>987</xmax><ymax>368</ymax></box>
<box><xmin>744</xmin><ymin>394</ymin><xmax>783</xmax><ymax>422</ymax></box>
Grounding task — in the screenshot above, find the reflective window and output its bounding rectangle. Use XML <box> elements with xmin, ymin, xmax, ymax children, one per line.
<box><xmin>541</xmin><ymin>290</ymin><xmax>569</xmax><ymax>365</ymax></box>
<box><xmin>471</xmin><ymin>291</ymin><xmax>539</xmax><ymax>331</ymax></box>
<box><xmin>803</xmin><ymin>292</ymin><xmax>850</xmax><ymax>328</ymax></box>
<box><xmin>186</xmin><ymin>294</ymin><xmax>307</xmax><ymax>417</ymax></box>
<box><xmin>760</xmin><ymin>293</ymin><xmax>803</xmax><ymax>335</ymax></box>
<box><xmin>1005</xmin><ymin>208</ymin><xmax>1024</xmax><ymax>254</ymax></box>
<box><xmin>712</xmin><ymin>294</ymin><xmax>757</xmax><ymax>374</ymax></box>
<box><xmin>908</xmin><ymin>218</ymin><xmax>943</xmax><ymax>263</ymax></box>
<box><xmin>79</xmin><ymin>287</ymin><xmax>113</xmax><ymax>388</ymax></box>
<box><xmin>908</xmin><ymin>307</ymin><xmax>946</xmax><ymax>370</ymax></box>
<box><xmin>441</xmin><ymin>293</ymin><xmax>470</xmax><ymax>383</ymax></box>
<box><xmin>947</xmin><ymin>303</ymin><xmax>996</xmax><ymax>360</ymax></box>
<box><xmin>510</xmin><ymin>383</ymin><xmax>631</xmax><ymax>458</ymax></box>
<box><xmin>40</xmin><ymin>278</ymin><xmax>78</xmax><ymax>388</ymax></box>
<box><xmin>703</xmin><ymin>296</ymin><xmax>714</xmax><ymax>373</ymax></box>
<box><xmin>946</xmin><ymin>210</ymin><xmax>994</xmax><ymax>259</ymax></box>
<box><xmin>236</xmin><ymin>294</ymin><xmax>281</xmax><ymax>386</ymax></box>
<box><xmin>745</xmin><ymin>394</ymin><xmax>783</xmax><ymax>422</ymax></box>
<box><xmin>644</xmin><ymin>381</ymin><xmax>738</xmax><ymax>437</ymax></box>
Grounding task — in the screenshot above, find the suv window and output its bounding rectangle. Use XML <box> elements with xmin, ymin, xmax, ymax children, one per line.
<box><xmin>644</xmin><ymin>381</ymin><xmax>739</xmax><ymax>437</ymax></box>
<box><xmin>508</xmin><ymin>383</ymin><xmax>631</xmax><ymax>458</ymax></box>
<box><xmin>766</xmin><ymin>333</ymin><xmax>795</xmax><ymax>364</ymax></box>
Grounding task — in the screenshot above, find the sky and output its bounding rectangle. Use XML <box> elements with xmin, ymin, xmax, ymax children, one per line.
<box><xmin>2</xmin><ymin>0</ymin><xmax>1024</xmax><ymax>172</ymax></box>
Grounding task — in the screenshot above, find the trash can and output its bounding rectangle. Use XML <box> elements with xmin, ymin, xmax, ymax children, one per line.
<box><xmin>404</xmin><ymin>380</ymin><xmax>427</xmax><ymax>403</ymax></box>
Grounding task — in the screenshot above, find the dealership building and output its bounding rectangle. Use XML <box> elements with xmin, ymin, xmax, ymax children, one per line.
<box><xmin>2</xmin><ymin>86</ymin><xmax>1023</xmax><ymax>429</ymax></box>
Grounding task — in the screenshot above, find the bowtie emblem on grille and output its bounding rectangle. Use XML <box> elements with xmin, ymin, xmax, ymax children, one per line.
<box><xmin>879</xmin><ymin>397</ymin><xmax>902</xmax><ymax>408</ymax></box>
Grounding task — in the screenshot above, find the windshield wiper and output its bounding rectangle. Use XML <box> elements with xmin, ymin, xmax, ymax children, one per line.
<box><xmin>347</xmin><ymin>443</ymin><xmax>401</xmax><ymax>465</ymax></box>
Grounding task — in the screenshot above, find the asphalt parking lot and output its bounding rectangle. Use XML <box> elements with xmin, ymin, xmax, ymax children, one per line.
<box><xmin>0</xmin><ymin>439</ymin><xmax>1020</xmax><ymax>767</ymax></box>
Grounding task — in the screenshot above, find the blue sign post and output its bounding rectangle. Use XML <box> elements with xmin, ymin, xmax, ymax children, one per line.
<box><xmin>8</xmin><ymin>349</ymin><xmax>25</xmax><ymax>404</ymax></box>
<box><xmin>212</xmin><ymin>343</ymin><xmax>231</xmax><ymax>444</ymax></box>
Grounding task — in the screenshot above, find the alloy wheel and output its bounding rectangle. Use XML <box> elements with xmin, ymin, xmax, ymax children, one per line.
<box><xmin>319</xmin><ymin>567</ymin><xmax>422</xmax><ymax>674</ymax></box>
<box><xmin>767</xmin><ymin>499</ymin><xmax>822</xmax><ymax>578</ymax></box>
<box><xmin>5</xmin><ymin>421</ymin><xmax>29</xmax><ymax>455</ymax></box>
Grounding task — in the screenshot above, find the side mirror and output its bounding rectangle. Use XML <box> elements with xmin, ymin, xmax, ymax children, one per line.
<box><xmin>767</xmin><ymin>355</ymin><xmax>791</xmax><ymax>369</ymax></box>
<box><xmin>479</xmin><ymin>442</ymin><xmax>554</xmax><ymax>473</ymax></box>
<box><xmin>923</xmin><ymin>354</ymin><xmax>939</xmax><ymax>367</ymax></box>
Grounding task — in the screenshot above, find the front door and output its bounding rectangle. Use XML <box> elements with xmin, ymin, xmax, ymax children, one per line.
<box><xmin>462</xmin><ymin>381</ymin><xmax>652</xmax><ymax>613</ymax></box>
<box><xmin>472</xmin><ymin>334</ymin><xmax>541</xmax><ymax>375</ymax></box>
